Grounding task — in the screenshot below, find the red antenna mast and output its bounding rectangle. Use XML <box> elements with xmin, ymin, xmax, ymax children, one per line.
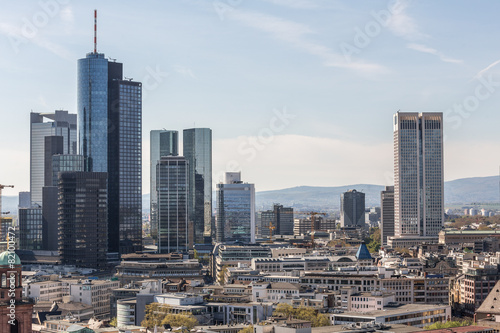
<box><xmin>94</xmin><ymin>9</ymin><xmax>97</xmax><ymax>53</ymax></box>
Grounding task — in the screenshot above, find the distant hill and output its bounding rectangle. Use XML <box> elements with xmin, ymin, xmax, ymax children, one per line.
<box><xmin>3</xmin><ymin>175</ymin><xmax>499</xmax><ymax>214</ymax></box>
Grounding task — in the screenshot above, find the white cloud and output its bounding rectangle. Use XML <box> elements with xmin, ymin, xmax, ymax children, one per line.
<box><xmin>474</xmin><ymin>59</ymin><xmax>500</xmax><ymax>79</ymax></box>
<box><xmin>226</xmin><ymin>9</ymin><xmax>386</xmax><ymax>74</ymax></box>
<box><xmin>59</xmin><ymin>6</ymin><xmax>74</xmax><ymax>23</ymax></box>
<box><xmin>407</xmin><ymin>43</ymin><xmax>463</xmax><ymax>64</ymax></box>
<box><xmin>264</xmin><ymin>0</ymin><xmax>320</xmax><ymax>9</ymax></box>
<box><xmin>387</xmin><ymin>0</ymin><xmax>427</xmax><ymax>40</ymax></box>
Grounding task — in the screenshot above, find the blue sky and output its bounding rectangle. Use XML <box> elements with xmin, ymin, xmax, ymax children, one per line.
<box><xmin>1</xmin><ymin>0</ymin><xmax>500</xmax><ymax>195</ymax></box>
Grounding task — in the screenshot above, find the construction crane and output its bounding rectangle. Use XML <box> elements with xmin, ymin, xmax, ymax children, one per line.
<box><xmin>294</xmin><ymin>211</ymin><xmax>327</xmax><ymax>248</ymax></box>
<box><xmin>265</xmin><ymin>221</ymin><xmax>276</xmax><ymax>243</ymax></box>
<box><xmin>0</xmin><ymin>184</ymin><xmax>14</xmax><ymax>221</ymax></box>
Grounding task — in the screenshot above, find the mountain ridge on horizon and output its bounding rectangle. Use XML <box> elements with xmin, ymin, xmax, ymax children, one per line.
<box><xmin>2</xmin><ymin>175</ymin><xmax>498</xmax><ymax>214</ymax></box>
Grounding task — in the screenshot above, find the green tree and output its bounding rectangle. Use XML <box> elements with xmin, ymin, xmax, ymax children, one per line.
<box><xmin>239</xmin><ymin>325</ymin><xmax>254</xmax><ymax>333</ymax></box>
<box><xmin>273</xmin><ymin>303</ymin><xmax>294</xmax><ymax>318</ymax></box>
<box><xmin>193</xmin><ymin>249</ymin><xmax>199</xmax><ymax>259</ymax></box>
<box><xmin>273</xmin><ymin>305</ymin><xmax>330</xmax><ymax>328</ymax></box>
<box><xmin>141</xmin><ymin>303</ymin><xmax>165</xmax><ymax>330</ymax></box>
<box><xmin>424</xmin><ymin>320</ymin><xmax>473</xmax><ymax>330</ymax></box>
<box><xmin>161</xmin><ymin>313</ymin><xmax>199</xmax><ymax>330</ymax></box>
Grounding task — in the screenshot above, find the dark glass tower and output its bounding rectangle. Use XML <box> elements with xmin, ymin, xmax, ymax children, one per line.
<box><xmin>78</xmin><ymin>50</ymin><xmax>142</xmax><ymax>255</ymax></box>
<box><xmin>157</xmin><ymin>156</ymin><xmax>189</xmax><ymax>253</ymax></box>
<box><xmin>108</xmin><ymin>74</ymin><xmax>143</xmax><ymax>254</ymax></box>
<box><xmin>58</xmin><ymin>171</ymin><xmax>108</xmax><ymax>269</ymax></box>
<box><xmin>183</xmin><ymin>128</ymin><xmax>212</xmax><ymax>244</ymax></box>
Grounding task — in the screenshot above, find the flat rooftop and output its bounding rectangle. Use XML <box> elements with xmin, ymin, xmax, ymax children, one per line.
<box><xmin>333</xmin><ymin>304</ymin><xmax>449</xmax><ymax>318</ymax></box>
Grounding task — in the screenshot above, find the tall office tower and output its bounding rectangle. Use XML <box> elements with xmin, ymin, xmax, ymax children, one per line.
<box><xmin>156</xmin><ymin>156</ymin><xmax>189</xmax><ymax>253</ymax></box>
<box><xmin>260</xmin><ymin>204</ymin><xmax>294</xmax><ymax>238</ymax></box>
<box><xmin>42</xmin><ymin>154</ymin><xmax>84</xmax><ymax>251</ymax></box>
<box><xmin>18</xmin><ymin>192</ymin><xmax>31</xmax><ymax>209</ymax></box>
<box><xmin>78</xmin><ymin>46</ymin><xmax>142</xmax><ymax>254</ymax></box>
<box><xmin>392</xmin><ymin>112</ymin><xmax>444</xmax><ymax>246</ymax></box>
<box><xmin>150</xmin><ymin>130</ymin><xmax>179</xmax><ymax>239</ymax></box>
<box><xmin>380</xmin><ymin>186</ymin><xmax>395</xmax><ymax>246</ymax></box>
<box><xmin>18</xmin><ymin>207</ymin><xmax>43</xmax><ymax>250</ymax></box>
<box><xmin>216</xmin><ymin>172</ymin><xmax>255</xmax><ymax>244</ymax></box>
<box><xmin>58</xmin><ymin>171</ymin><xmax>108</xmax><ymax>269</ymax></box>
<box><xmin>30</xmin><ymin>111</ymin><xmax>77</xmax><ymax>205</ymax></box>
<box><xmin>183</xmin><ymin>128</ymin><xmax>212</xmax><ymax>244</ymax></box>
<box><xmin>108</xmin><ymin>74</ymin><xmax>143</xmax><ymax>254</ymax></box>
<box><xmin>340</xmin><ymin>189</ymin><xmax>365</xmax><ymax>228</ymax></box>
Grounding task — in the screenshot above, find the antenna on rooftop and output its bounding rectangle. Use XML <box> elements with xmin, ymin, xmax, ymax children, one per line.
<box><xmin>94</xmin><ymin>9</ymin><xmax>97</xmax><ymax>53</ymax></box>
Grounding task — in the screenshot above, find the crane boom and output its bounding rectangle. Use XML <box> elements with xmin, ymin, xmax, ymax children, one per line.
<box><xmin>0</xmin><ymin>185</ymin><xmax>15</xmax><ymax>222</ymax></box>
<box><xmin>294</xmin><ymin>211</ymin><xmax>327</xmax><ymax>248</ymax></box>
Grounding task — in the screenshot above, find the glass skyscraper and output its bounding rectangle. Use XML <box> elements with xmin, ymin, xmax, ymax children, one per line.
<box><xmin>77</xmin><ymin>50</ymin><xmax>142</xmax><ymax>255</ymax></box>
<box><xmin>108</xmin><ymin>78</ymin><xmax>143</xmax><ymax>254</ymax></box>
<box><xmin>19</xmin><ymin>207</ymin><xmax>43</xmax><ymax>250</ymax></box>
<box><xmin>216</xmin><ymin>172</ymin><xmax>255</xmax><ymax>244</ymax></box>
<box><xmin>183</xmin><ymin>128</ymin><xmax>212</xmax><ymax>244</ymax></box>
<box><xmin>156</xmin><ymin>156</ymin><xmax>189</xmax><ymax>253</ymax></box>
<box><xmin>30</xmin><ymin>111</ymin><xmax>77</xmax><ymax>206</ymax></box>
<box><xmin>150</xmin><ymin>130</ymin><xmax>178</xmax><ymax>239</ymax></box>
<box><xmin>393</xmin><ymin>112</ymin><xmax>444</xmax><ymax>239</ymax></box>
<box><xmin>77</xmin><ymin>52</ymin><xmax>109</xmax><ymax>173</ymax></box>
<box><xmin>340</xmin><ymin>189</ymin><xmax>365</xmax><ymax>228</ymax></box>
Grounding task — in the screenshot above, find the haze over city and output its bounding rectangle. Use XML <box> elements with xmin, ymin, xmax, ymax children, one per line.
<box><xmin>1</xmin><ymin>0</ymin><xmax>500</xmax><ymax>195</ymax></box>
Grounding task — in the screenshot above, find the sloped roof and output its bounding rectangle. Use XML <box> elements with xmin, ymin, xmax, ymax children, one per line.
<box><xmin>477</xmin><ymin>280</ymin><xmax>500</xmax><ymax>314</ymax></box>
<box><xmin>355</xmin><ymin>243</ymin><xmax>372</xmax><ymax>260</ymax></box>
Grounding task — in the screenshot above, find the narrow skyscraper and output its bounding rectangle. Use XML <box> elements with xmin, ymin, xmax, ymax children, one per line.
<box><xmin>156</xmin><ymin>156</ymin><xmax>189</xmax><ymax>253</ymax></box>
<box><xmin>389</xmin><ymin>112</ymin><xmax>444</xmax><ymax>248</ymax></box>
<box><xmin>380</xmin><ymin>185</ymin><xmax>394</xmax><ymax>246</ymax></box>
<box><xmin>183</xmin><ymin>128</ymin><xmax>212</xmax><ymax>244</ymax></box>
<box><xmin>150</xmin><ymin>130</ymin><xmax>178</xmax><ymax>239</ymax></box>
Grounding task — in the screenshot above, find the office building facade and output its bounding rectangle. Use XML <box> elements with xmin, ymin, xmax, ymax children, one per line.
<box><xmin>19</xmin><ymin>207</ymin><xmax>43</xmax><ymax>250</ymax></box>
<box><xmin>58</xmin><ymin>171</ymin><xmax>108</xmax><ymax>269</ymax></box>
<box><xmin>216</xmin><ymin>172</ymin><xmax>255</xmax><ymax>244</ymax></box>
<box><xmin>156</xmin><ymin>156</ymin><xmax>189</xmax><ymax>253</ymax></box>
<box><xmin>108</xmin><ymin>77</ymin><xmax>143</xmax><ymax>254</ymax></box>
<box><xmin>393</xmin><ymin>112</ymin><xmax>444</xmax><ymax>239</ymax></box>
<box><xmin>150</xmin><ymin>130</ymin><xmax>179</xmax><ymax>239</ymax></box>
<box><xmin>381</xmin><ymin>186</ymin><xmax>395</xmax><ymax>246</ymax></box>
<box><xmin>183</xmin><ymin>128</ymin><xmax>212</xmax><ymax>243</ymax></box>
<box><xmin>340</xmin><ymin>190</ymin><xmax>365</xmax><ymax>228</ymax></box>
<box><xmin>30</xmin><ymin>111</ymin><xmax>77</xmax><ymax>205</ymax></box>
<box><xmin>260</xmin><ymin>204</ymin><xmax>294</xmax><ymax>238</ymax></box>
<box><xmin>78</xmin><ymin>50</ymin><xmax>142</xmax><ymax>255</ymax></box>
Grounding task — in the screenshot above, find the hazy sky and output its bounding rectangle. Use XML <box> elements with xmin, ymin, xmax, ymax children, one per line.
<box><xmin>1</xmin><ymin>0</ymin><xmax>500</xmax><ymax>196</ymax></box>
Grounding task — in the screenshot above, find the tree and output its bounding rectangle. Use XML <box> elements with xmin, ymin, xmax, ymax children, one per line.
<box><xmin>109</xmin><ymin>317</ymin><xmax>117</xmax><ymax>327</ymax></box>
<box><xmin>273</xmin><ymin>303</ymin><xmax>294</xmax><ymax>318</ymax></box>
<box><xmin>424</xmin><ymin>319</ymin><xmax>472</xmax><ymax>330</ymax></box>
<box><xmin>273</xmin><ymin>305</ymin><xmax>330</xmax><ymax>327</ymax></box>
<box><xmin>141</xmin><ymin>303</ymin><xmax>165</xmax><ymax>330</ymax></box>
<box><xmin>218</xmin><ymin>265</ymin><xmax>229</xmax><ymax>285</ymax></box>
<box><xmin>161</xmin><ymin>313</ymin><xmax>199</xmax><ymax>330</ymax></box>
<box><xmin>239</xmin><ymin>325</ymin><xmax>254</xmax><ymax>333</ymax></box>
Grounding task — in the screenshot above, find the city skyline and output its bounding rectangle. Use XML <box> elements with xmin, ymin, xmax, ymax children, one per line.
<box><xmin>2</xmin><ymin>1</ymin><xmax>500</xmax><ymax>195</ymax></box>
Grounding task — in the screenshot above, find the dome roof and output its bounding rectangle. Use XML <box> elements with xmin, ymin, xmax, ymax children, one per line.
<box><xmin>0</xmin><ymin>251</ymin><xmax>21</xmax><ymax>266</ymax></box>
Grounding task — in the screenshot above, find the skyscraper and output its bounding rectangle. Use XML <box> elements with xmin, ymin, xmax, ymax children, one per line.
<box><xmin>390</xmin><ymin>112</ymin><xmax>444</xmax><ymax>247</ymax></box>
<box><xmin>77</xmin><ymin>52</ymin><xmax>109</xmax><ymax>173</ymax></box>
<box><xmin>216</xmin><ymin>172</ymin><xmax>255</xmax><ymax>244</ymax></box>
<box><xmin>30</xmin><ymin>111</ymin><xmax>77</xmax><ymax>205</ymax></box>
<box><xmin>58</xmin><ymin>171</ymin><xmax>108</xmax><ymax>269</ymax></box>
<box><xmin>183</xmin><ymin>128</ymin><xmax>212</xmax><ymax>244</ymax></box>
<box><xmin>19</xmin><ymin>207</ymin><xmax>43</xmax><ymax>250</ymax></box>
<box><xmin>150</xmin><ymin>130</ymin><xmax>178</xmax><ymax>239</ymax></box>
<box><xmin>340</xmin><ymin>189</ymin><xmax>365</xmax><ymax>228</ymax></box>
<box><xmin>380</xmin><ymin>185</ymin><xmax>394</xmax><ymax>246</ymax></box>
<box><xmin>108</xmin><ymin>76</ymin><xmax>143</xmax><ymax>254</ymax></box>
<box><xmin>260</xmin><ymin>204</ymin><xmax>294</xmax><ymax>238</ymax></box>
<box><xmin>156</xmin><ymin>156</ymin><xmax>189</xmax><ymax>253</ymax></box>
<box><xmin>77</xmin><ymin>42</ymin><xmax>142</xmax><ymax>254</ymax></box>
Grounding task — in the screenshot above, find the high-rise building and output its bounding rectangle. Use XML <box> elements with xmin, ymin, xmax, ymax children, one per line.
<box><xmin>390</xmin><ymin>112</ymin><xmax>444</xmax><ymax>247</ymax></box>
<box><xmin>78</xmin><ymin>48</ymin><xmax>142</xmax><ymax>255</ymax></box>
<box><xmin>19</xmin><ymin>207</ymin><xmax>43</xmax><ymax>250</ymax></box>
<box><xmin>150</xmin><ymin>130</ymin><xmax>179</xmax><ymax>239</ymax></box>
<box><xmin>380</xmin><ymin>186</ymin><xmax>394</xmax><ymax>246</ymax></box>
<box><xmin>216</xmin><ymin>172</ymin><xmax>255</xmax><ymax>244</ymax></box>
<box><xmin>108</xmin><ymin>76</ymin><xmax>143</xmax><ymax>254</ymax></box>
<box><xmin>30</xmin><ymin>111</ymin><xmax>77</xmax><ymax>205</ymax></box>
<box><xmin>58</xmin><ymin>171</ymin><xmax>108</xmax><ymax>269</ymax></box>
<box><xmin>183</xmin><ymin>128</ymin><xmax>212</xmax><ymax>244</ymax></box>
<box><xmin>156</xmin><ymin>156</ymin><xmax>189</xmax><ymax>253</ymax></box>
<box><xmin>340</xmin><ymin>190</ymin><xmax>365</xmax><ymax>228</ymax></box>
<box><xmin>260</xmin><ymin>204</ymin><xmax>294</xmax><ymax>238</ymax></box>
<box><xmin>42</xmin><ymin>154</ymin><xmax>84</xmax><ymax>251</ymax></box>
